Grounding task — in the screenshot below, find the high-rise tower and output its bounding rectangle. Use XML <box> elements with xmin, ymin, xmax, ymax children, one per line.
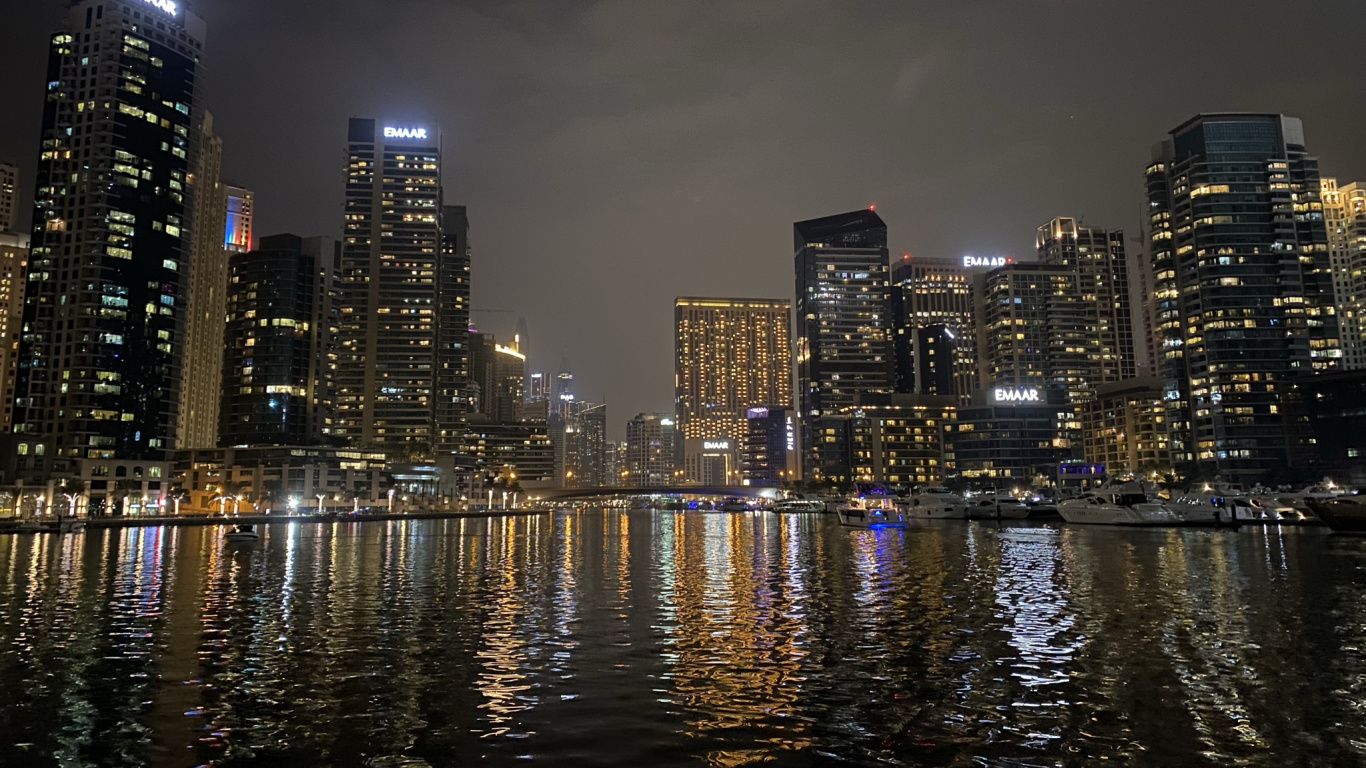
<box><xmin>889</xmin><ymin>255</ymin><xmax>977</xmax><ymax>401</ymax></box>
<box><xmin>14</xmin><ymin>0</ymin><xmax>208</xmax><ymax>482</ymax></box>
<box><xmin>336</xmin><ymin>118</ymin><xmax>443</xmax><ymax>451</ymax></box>
<box><xmin>674</xmin><ymin>297</ymin><xmax>792</xmax><ymax>483</ymax></box>
<box><xmin>0</xmin><ymin>162</ymin><xmax>18</xmax><ymax>234</ymax></box>
<box><xmin>794</xmin><ymin>209</ymin><xmax>893</xmax><ymax>481</ymax></box>
<box><xmin>1146</xmin><ymin>114</ymin><xmax>1337</xmax><ymax>483</ymax></box>
<box><xmin>1036</xmin><ymin>217</ymin><xmax>1137</xmax><ymax>387</ymax></box>
<box><xmin>177</xmin><ymin>112</ymin><xmax>228</xmax><ymax>449</ymax></box>
<box><xmin>436</xmin><ymin>205</ymin><xmax>470</xmax><ymax>458</ymax></box>
<box><xmin>1323</xmin><ymin>179</ymin><xmax>1366</xmax><ymax>370</ymax></box>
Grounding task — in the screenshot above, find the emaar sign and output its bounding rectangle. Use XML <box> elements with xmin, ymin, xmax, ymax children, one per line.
<box><xmin>143</xmin><ymin>0</ymin><xmax>178</xmax><ymax>15</ymax></box>
<box><xmin>993</xmin><ymin>387</ymin><xmax>1042</xmax><ymax>404</ymax></box>
<box><xmin>703</xmin><ymin>441</ymin><xmax>731</xmax><ymax>451</ymax></box>
<box><xmin>384</xmin><ymin>126</ymin><xmax>429</xmax><ymax>140</ymax></box>
<box><xmin>963</xmin><ymin>255</ymin><xmax>1012</xmax><ymax>269</ymax></box>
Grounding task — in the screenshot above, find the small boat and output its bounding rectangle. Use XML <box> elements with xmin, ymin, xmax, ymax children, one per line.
<box><xmin>58</xmin><ymin>517</ymin><xmax>86</xmax><ymax>533</ymax></box>
<box><xmin>225</xmin><ymin>524</ymin><xmax>260</xmax><ymax>543</ymax></box>
<box><xmin>658</xmin><ymin>497</ymin><xmax>689</xmax><ymax>511</ymax></box>
<box><xmin>719</xmin><ymin>498</ymin><xmax>753</xmax><ymax>513</ymax></box>
<box><xmin>904</xmin><ymin>487</ymin><xmax>968</xmax><ymax>519</ymax></box>
<box><xmin>837</xmin><ymin>484</ymin><xmax>907</xmax><ymax>528</ymax></box>
<box><xmin>1307</xmin><ymin>496</ymin><xmax>1366</xmax><ymax>533</ymax></box>
<box><xmin>1057</xmin><ymin>482</ymin><xmax>1182</xmax><ymax>526</ymax></box>
<box><xmin>967</xmin><ymin>492</ymin><xmax>1030</xmax><ymax>520</ymax></box>
<box><xmin>14</xmin><ymin>520</ymin><xmax>46</xmax><ymax>533</ymax></box>
<box><xmin>771</xmin><ymin>499</ymin><xmax>825</xmax><ymax>513</ymax></box>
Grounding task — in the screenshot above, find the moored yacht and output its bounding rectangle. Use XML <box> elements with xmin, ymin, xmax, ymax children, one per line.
<box><xmin>837</xmin><ymin>484</ymin><xmax>907</xmax><ymax>528</ymax></box>
<box><xmin>1306</xmin><ymin>495</ymin><xmax>1366</xmax><ymax>533</ymax></box>
<box><xmin>771</xmin><ymin>499</ymin><xmax>824</xmax><ymax>513</ymax></box>
<box><xmin>904</xmin><ymin>487</ymin><xmax>968</xmax><ymax>519</ymax></box>
<box><xmin>967</xmin><ymin>492</ymin><xmax>1030</xmax><ymax>520</ymax></box>
<box><xmin>1057</xmin><ymin>483</ymin><xmax>1182</xmax><ymax>526</ymax></box>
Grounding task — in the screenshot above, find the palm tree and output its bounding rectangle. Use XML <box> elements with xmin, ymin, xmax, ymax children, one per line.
<box><xmin>166</xmin><ymin>488</ymin><xmax>190</xmax><ymax>516</ymax></box>
<box><xmin>113</xmin><ymin>478</ymin><xmax>142</xmax><ymax>517</ymax></box>
<box><xmin>256</xmin><ymin>480</ymin><xmax>284</xmax><ymax>515</ymax></box>
<box><xmin>58</xmin><ymin>478</ymin><xmax>86</xmax><ymax>518</ymax></box>
<box><xmin>350</xmin><ymin>480</ymin><xmax>371</xmax><ymax>514</ymax></box>
<box><xmin>212</xmin><ymin>481</ymin><xmax>247</xmax><ymax>516</ymax></box>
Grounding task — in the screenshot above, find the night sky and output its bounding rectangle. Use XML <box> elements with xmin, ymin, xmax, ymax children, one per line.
<box><xmin>2</xmin><ymin>0</ymin><xmax>1364</xmax><ymax>440</ymax></box>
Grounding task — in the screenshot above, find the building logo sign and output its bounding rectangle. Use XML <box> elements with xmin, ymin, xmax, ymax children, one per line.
<box><xmin>747</xmin><ymin>407</ymin><xmax>770</xmax><ymax>419</ymax></box>
<box><xmin>786</xmin><ymin>417</ymin><xmax>796</xmax><ymax>452</ymax></box>
<box><xmin>963</xmin><ymin>255</ymin><xmax>1013</xmax><ymax>269</ymax></box>
<box><xmin>384</xmin><ymin>126</ymin><xmax>429</xmax><ymax>140</ymax></box>
<box><xmin>703</xmin><ymin>441</ymin><xmax>731</xmax><ymax>451</ymax></box>
<box><xmin>144</xmin><ymin>0</ymin><xmax>178</xmax><ymax>15</ymax></box>
<box><xmin>993</xmin><ymin>387</ymin><xmax>1042</xmax><ymax>404</ymax></box>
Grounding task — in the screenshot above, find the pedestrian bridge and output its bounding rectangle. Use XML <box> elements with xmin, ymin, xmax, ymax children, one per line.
<box><xmin>533</xmin><ymin>486</ymin><xmax>778</xmax><ymax>501</ymax></box>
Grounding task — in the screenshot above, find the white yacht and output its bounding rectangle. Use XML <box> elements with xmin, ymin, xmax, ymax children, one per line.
<box><xmin>1057</xmin><ymin>483</ymin><xmax>1183</xmax><ymax>526</ymax></box>
<box><xmin>837</xmin><ymin>484</ymin><xmax>907</xmax><ymax>528</ymax></box>
<box><xmin>904</xmin><ymin>487</ymin><xmax>968</xmax><ymax>519</ymax></box>
<box><xmin>1171</xmin><ymin>483</ymin><xmax>1247</xmax><ymax>525</ymax></box>
<box><xmin>772</xmin><ymin>499</ymin><xmax>824</xmax><ymax>513</ymax></box>
<box><xmin>967</xmin><ymin>492</ymin><xmax>1030</xmax><ymax>520</ymax></box>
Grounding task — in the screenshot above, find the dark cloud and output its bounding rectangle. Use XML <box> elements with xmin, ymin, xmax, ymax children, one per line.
<box><xmin>2</xmin><ymin>0</ymin><xmax>1364</xmax><ymax>439</ymax></box>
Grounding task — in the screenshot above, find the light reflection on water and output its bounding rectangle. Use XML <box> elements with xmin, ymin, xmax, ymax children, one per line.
<box><xmin>1</xmin><ymin>512</ymin><xmax>1365</xmax><ymax>767</ymax></box>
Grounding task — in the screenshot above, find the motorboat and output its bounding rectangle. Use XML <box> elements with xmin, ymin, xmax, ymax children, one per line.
<box><xmin>837</xmin><ymin>484</ymin><xmax>907</xmax><ymax>528</ymax></box>
<box><xmin>1307</xmin><ymin>495</ymin><xmax>1366</xmax><ymax>534</ymax></box>
<box><xmin>1170</xmin><ymin>483</ymin><xmax>1246</xmax><ymax>525</ymax></box>
<box><xmin>1057</xmin><ymin>483</ymin><xmax>1183</xmax><ymax>526</ymax></box>
<box><xmin>967</xmin><ymin>492</ymin><xmax>1030</xmax><ymax>520</ymax></box>
<box><xmin>225</xmin><ymin>524</ymin><xmax>260</xmax><ymax>543</ymax></box>
<box><xmin>771</xmin><ymin>499</ymin><xmax>824</xmax><ymax>513</ymax></box>
<box><xmin>719</xmin><ymin>498</ymin><xmax>753</xmax><ymax>513</ymax></box>
<box><xmin>658</xmin><ymin>497</ymin><xmax>689</xmax><ymax>511</ymax></box>
<box><xmin>904</xmin><ymin>487</ymin><xmax>968</xmax><ymax>519</ymax></box>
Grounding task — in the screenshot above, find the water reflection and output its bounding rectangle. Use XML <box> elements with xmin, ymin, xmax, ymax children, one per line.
<box><xmin>0</xmin><ymin>515</ymin><xmax>1364</xmax><ymax>767</ymax></box>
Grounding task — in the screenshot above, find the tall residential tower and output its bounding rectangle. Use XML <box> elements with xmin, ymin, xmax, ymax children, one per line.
<box><xmin>1146</xmin><ymin>114</ymin><xmax>1337</xmax><ymax>484</ymax></box>
<box><xmin>14</xmin><ymin>0</ymin><xmax>208</xmax><ymax>484</ymax></box>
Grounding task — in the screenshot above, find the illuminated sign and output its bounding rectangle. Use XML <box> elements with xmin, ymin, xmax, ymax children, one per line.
<box><xmin>963</xmin><ymin>255</ymin><xmax>1013</xmax><ymax>269</ymax></box>
<box><xmin>747</xmin><ymin>407</ymin><xmax>770</xmax><ymax>419</ymax></box>
<box><xmin>144</xmin><ymin>0</ymin><xmax>178</xmax><ymax>15</ymax></box>
<box><xmin>993</xmin><ymin>387</ymin><xmax>1042</xmax><ymax>404</ymax></box>
<box><xmin>703</xmin><ymin>441</ymin><xmax>731</xmax><ymax>451</ymax></box>
<box><xmin>786</xmin><ymin>417</ymin><xmax>796</xmax><ymax>452</ymax></box>
<box><xmin>384</xmin><ymin>126</ymin><xmax>429</xmax><ymax>140</ymax></box>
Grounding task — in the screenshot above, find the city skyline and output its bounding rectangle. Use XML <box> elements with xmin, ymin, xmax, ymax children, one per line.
<box><xmin>4</xmin><ymin>1</ymin><xmax>1366</xmax><ymax>438</ymax></box>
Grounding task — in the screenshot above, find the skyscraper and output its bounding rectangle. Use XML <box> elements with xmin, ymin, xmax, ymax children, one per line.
<box><xmin>1146</xmin><ymin>114</ymin><xmax>1337</xmax><ymax>483</ymax></box>
<box><xmin>794</xmin><ymin>209</ymin><xmax>894</xmax><ymax>481</ymax></box>
<box><xmin>974</xmin><ymin>263</ymin><xmax>1091</xmax><ymax>402</ymax></box>
<box><xmin>0</xmin><ymin>234</ymin><xmax>28</xmax><ymax>433</ymax></box>
<box><xmin>436</xmin><ymin>205</ymin><xmax>471</xmax><ymax>458</ymax></box>
<box><xmin>1036</xmin><ymin>217</ymin><xmax>1137</xmax><ymax>384</ymax></box>
<box><xmin>336</xmin><ymin>118</ymin><xmax>443</xmax><ymax>451</ymax></box>
<box><xmin>626</xmin><ymin>413</ymin><xmax>676</xmax><ymax>486</ymax></box>
<box><xmin>890</xmin><ymin>255</ymin><xmax>977</xmax><ymax>401</ymax></box>
<box><xmin>177</xmin><ymin>112</ymin><xmax>228</xmax><ymax>449</ymax></box>
<box><xmin>14</xmin><ymin>0</ymin><xmax>208</xmax><ymax>481</ymax></box>
<box><xmin>1323</xmin><ymin>179</ymin><xmax>1366</xmax><ymax>370</ymax></box>
<box><xmin>674</xmin><ymin>297</ymin><xmax>792</xmax><ymax>483</ymax></box>
<box><xmin>224</xmin><ymin>185</ymin><xmax>254</xmax><ymax>253</ymax></box>
<box><xmin>220</xmin><ymin>235</ymin><xmax>340</xmax><ymax>447</ymax></box>
<box><xmin>0</xmin><ymin>162</ymin><xmax>17</xmax><ymax>234</ymax></box>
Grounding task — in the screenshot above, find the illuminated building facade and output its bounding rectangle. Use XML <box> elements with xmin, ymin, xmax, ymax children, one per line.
<box><xmin>1323</xmin><ymin>179</ymin><xmax>1366</xmax><ymax>370</ymax></box>
<box><xmin>220</xmin><ymin>235</ymin><xmax>341</xmax><ymax>447</ymax></box>
<box><xmin>890</xmin><ymin>255</ymin><xmax>977</xmax><ymax>401</ymax></box>
<box><xmin>1036</xmin><ymin>217</ymin><xmax>1137</xmax><ymax>383</ymax></box>
<box><xmin>674</xmin><ymin>297</ymin><xmax>791</xmax><ymax>483</ymax></box>
<box><xmin>464</xmin><ymin>420</ymin><xmax>554</xmax><ymax>489</ymax></box>
<box><xmin>177</xmin><ymin>112</ymin><xmax>227</xmax><ymax>449</ymax></box>
<box><xmin>436</xmin><ymin>205</ymin><xmax>471</xmax><ymax>458</ymax></box>
<box><xmin>741</xmin><ymin>405</ymin><xmax>799</xmax><ymax>486</ymax></box>
<box><xmin>223</xmin><ymin>185</ymin><xmax>253</xmax><ymax>253</ymax></box>
<box><xmin>0</xmin><ymin>234</ymin><xmax>29</xmax><ymax>433</ymax></box>
<box><xmin>556</xmin><ymin>401</ymin><xmax>607</xmax><ymax>488</ymax></box>
<box><xmin>626</xmin><ymin>413</ymin><xmax>676</xmax><ymax>486</ymax></box>
<box><xmin>847</xmin><ymin>395</ymin><xmax>956</xmax><ymax>485</ymax></box>
<box><xmin>336</xmin><ymin>118</ymin><xmax>444</xmax><ymax>450</ymax></box>
<box><xmin>0</xmin><ymin>162</ymin><xmax>17</xmax><ymax>233</ymax></box>
<box><xmin>946</xmin><ymin>388</ymin><xmax>1074</xmax><ymax>483</ymax></box>
<box><xmin>1081</xmin><ymin>378</ymin><xmax>1173</xmax><ymax>477</ymax></box>
<box><xmin>974</xmin><ymin>263</ymin><xmax>1091</xmax><ymax>402</ymax></box>
<box><xmin>1147</xmin><ymin>114</ymin><xmax>1337</xmax><ymax>484</ymax></box>
<box><xmin>13</xmin><ymin>0</ymin><xmax>208</xmax><ymax>483</ymax></box>
<box><xmin>794</xmin><ymin>209</ymin><xmax>894</xmax><ymax>481</ymax></box>
<box><xmin>172</xmin><ymin>446</ymin><xmax>387</xmax><ymax>514</ymax></box>
<box><xmin>1298</xmin><ymin>369</ymin><xmax>1366</xmax><ymax>486</ymax></box>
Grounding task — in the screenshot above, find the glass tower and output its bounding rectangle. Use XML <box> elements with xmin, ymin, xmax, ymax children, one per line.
<box><xmin>336</xmin><ymin>118</ymin><xmax>444</xmax><ymax>451</ymax></box>
<box><xmin>1146</xmin><ymin>114</ymin><xmax>1338</xmax><ymax>484</ymax></box>
<box><xmin>793</xmin><ymin>209</ymin><xmax>893</xmax><ymax>481</ymax></box>
<box><xmin>14</xmin><ymin>0</ymin><xmax>208</xmax><ymax>479</ymax></box>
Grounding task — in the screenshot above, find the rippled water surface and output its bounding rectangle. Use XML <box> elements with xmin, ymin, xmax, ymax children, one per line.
<box><xmin>2</xmin><ymin>511</ymin><xmax>1366</xmax><ymax>767</ymax></box>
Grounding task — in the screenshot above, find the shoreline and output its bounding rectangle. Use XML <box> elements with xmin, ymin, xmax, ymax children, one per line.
<box><xmin>0</xmin><ymin>508</ymin><xmax>549</xmax><ymax>532</ymax></box>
